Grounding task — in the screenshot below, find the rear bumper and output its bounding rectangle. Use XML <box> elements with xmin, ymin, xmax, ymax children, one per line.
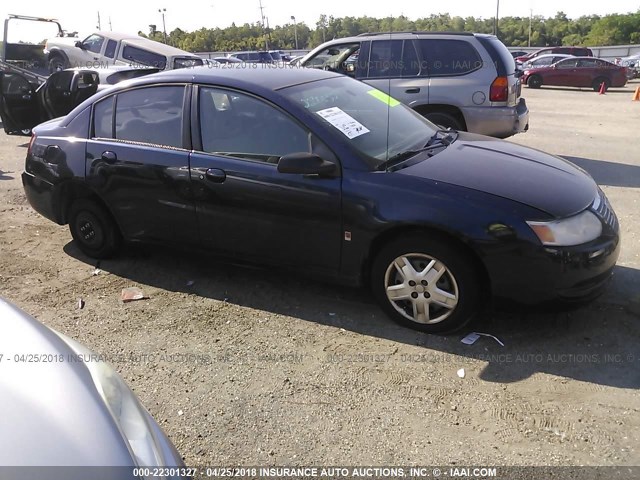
<box><xmin>22</xmin><ymin>171</ymin><xmax>62</xmax><ymax>224</ymax></box>
<box><xmin>462</xmin><ymin>98</ymin><xmax>529</xmax><ymax>139</ymax></box>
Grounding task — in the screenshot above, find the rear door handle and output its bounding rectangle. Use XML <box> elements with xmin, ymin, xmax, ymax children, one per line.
<box><xmin>405</xmin><ymin>87</ymin><xmax>420</xmax><ymax>94</ymax></box>
<box><xmin>101</xmin><ymin>151</ymin><xmax>117</xmax><ymax>164</ymax></box>
<box><xmin>205</xmin><ymin>168</ymin><xmax>226</xmax><ymax>183</ymax></box>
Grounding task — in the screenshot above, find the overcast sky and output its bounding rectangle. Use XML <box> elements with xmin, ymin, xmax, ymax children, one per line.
<box><xmin>2</xmin><ymin>0</ymin><xmax>639</xmax><ymax>42</ymax></box>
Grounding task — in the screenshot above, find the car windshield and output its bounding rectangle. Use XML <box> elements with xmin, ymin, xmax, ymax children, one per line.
<box><xmin>281</xmin><ymin>77</ymin><xmax>440</xmax><ymax>170</ymax></box>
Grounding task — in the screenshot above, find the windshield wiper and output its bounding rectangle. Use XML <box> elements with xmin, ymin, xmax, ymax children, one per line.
<box><xmin>376</xmin><ymin>129</ymin><xmax>458</xmax><ymax>172</ymax></box>
<box><xmin>376</xmin><ymin>143</ymin><xmax>446</xmax><ymax>171</ymax></box>
<box><xmin>426</xmin><ymin>128</ymin><xmax>459</xmax><ymax>147</ymax></box>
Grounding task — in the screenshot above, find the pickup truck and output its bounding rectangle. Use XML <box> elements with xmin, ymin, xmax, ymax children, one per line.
<box><xmin>44</xmin><ymin>31</ymin><xmax>204</xmax><ymax>73</ymax></box>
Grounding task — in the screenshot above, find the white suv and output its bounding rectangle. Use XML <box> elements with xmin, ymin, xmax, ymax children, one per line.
<box><xmin>44</xmin><ymin>32</ymin><xmax>203</xmax><ymax>73</ymax></box>
<box><xmin>300</xmin><ymin>32</ymin><xmax>529</xmax><ymax>138</ymax></box>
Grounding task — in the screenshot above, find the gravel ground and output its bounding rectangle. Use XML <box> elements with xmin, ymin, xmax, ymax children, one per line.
<box><xmin>0</xmin><ymin>81</ymin><xmax>639</xmax><ymax>472</ymax></box>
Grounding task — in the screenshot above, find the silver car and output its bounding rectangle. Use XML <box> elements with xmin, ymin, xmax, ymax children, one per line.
<box><xmin>521</xmin><ymin>53</ymin><xmax>573</xmax><ymax>70</ymax></box>
<box><xmin>299</xmin><ymin>32</ymin><xmax>529</xmax><ymax>138</ymax></box>
<box><xmin>0</xmin><ymin>298</ymin><xmax>187</xmax><ymax>479</ymax></box>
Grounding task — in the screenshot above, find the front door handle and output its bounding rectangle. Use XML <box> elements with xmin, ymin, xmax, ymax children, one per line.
<box><xmin>405</xmin><ymin>87</ymin><xmax>420</xmax><ymax>94</ymax></box>
<box><xmin>101</xmin><ymin>151</ymin><xmax>117</xmax><ymax>164</ymax></box>
<box><xmin>205</xmin><ymin>168</ymin><xmax>226</xmax><ymax>183</ymax></box>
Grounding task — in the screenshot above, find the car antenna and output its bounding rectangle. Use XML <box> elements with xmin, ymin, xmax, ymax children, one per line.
<box><xmin>384</xmin><ymin>26</ymin><xmax>392</xmax><ymax>170</ymax></box>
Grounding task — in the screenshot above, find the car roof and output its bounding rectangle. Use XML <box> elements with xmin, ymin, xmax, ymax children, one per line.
<box><xmin>98</xmin><ymin>64</ymin><xmax>341</xmax><ymax>91</ymax></box>
<box><xmin>528</xmin><ymin>54</ymin><xmax>572</xmax><ymax>60</ymax></box>
<box><xmin>91</xmin><ymin>32</ymin><xmax>199</xmax><ymax>57</ymax></box>
<box><xmin>315</xmin><ymin>31</ymin><xmax>485</xmax><ymax>44</ymax></box>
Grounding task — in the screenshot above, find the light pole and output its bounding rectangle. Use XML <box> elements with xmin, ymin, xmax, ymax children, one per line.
<box><xmin>528</xmin><ymin>9</ymin><xmax>532</xmax><ymax>47</ymax></box>
<box><xmin>494</xmin><ymin>0</ymin><xmax>499</xmax><ymax>38</ymax></box>
<box><xmin>158</xmin><ymin>8</ymin><xmax>167</xmax><ymax>43</ymax></box>
<box><xmin>291</xmin><ymin>15</ymin><xmax>298</xmax><ymax>50</ymax></box>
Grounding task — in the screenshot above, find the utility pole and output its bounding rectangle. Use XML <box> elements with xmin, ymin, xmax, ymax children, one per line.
<box><xmin>528</xmin><ymin>9</ymin><xmax>532</xmax><ymax>47</ymax></box>
<box><xmin>97</xmin><ymin>11</ymin><xmax>101</xmax><ymax>30</ymax></box>
<box><xmin>494</xmin><ymin>0</ymin><xmax>499</xmax><ymax>38</ymax></box>
<box><xmin>158</xmin><ymin>8</ymin><xmax>167</xmax><ymax>44</ymax></box>
<box><xmin>258</xmin><ymin>0</ymin><xmax>268</xmax><ymax>50</ymax></box>
<box><xmin>291</xmin><ymin>15</ymin><xmax>298</xmax><ymax>50</ymax></box>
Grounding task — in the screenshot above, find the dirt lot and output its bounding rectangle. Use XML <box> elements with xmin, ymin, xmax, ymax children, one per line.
<box><xmin>1</xmin><ymin>81</ymin><xmax>639</xmax><ymax>471</ymax></box>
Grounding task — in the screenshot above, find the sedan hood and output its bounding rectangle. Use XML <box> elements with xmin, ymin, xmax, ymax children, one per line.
<box><xmin>399</xmin><ymin>133</ymin><xmax>597</xmax><ymax>217</ymax></box>
<box><xmin>0</xmin><ymin>299</ymin><xmax>134</xmax><ymax>467</ymax></box>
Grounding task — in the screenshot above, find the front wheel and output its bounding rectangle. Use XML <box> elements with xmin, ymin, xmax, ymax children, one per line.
<box><xmin>68</xmin><ymin>199</ymin><xmax>121</xmax><ymax>258</ymax></box>
<box><xmin>48</xmin><ymin>55</ymin><xmax>67</xmax><ymax>73</ymax></box>
<box><xmin>371</xmin><ymin>235</ymin><xmax>482</xmax><ymax>334</ymax></box>
<box><xmin>527</xmin><ymin>75</ymin><xmax>543</xmax><ymax>89</ymax></box>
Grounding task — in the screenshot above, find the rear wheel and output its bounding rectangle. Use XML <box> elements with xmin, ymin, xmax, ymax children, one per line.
<box><xmin>527</xmin><ymin>75</ymin><xmax>543</xmax><ymax>89</ymax></box>
<box><xmin>423</xmin><ymin>112</ymin><xmax>463</xmax><ymax>131</ymax></box>
<box><xmin>68</xmin><ymin>199</ymin><xmax>121</xmax><ymax>258</ymax></box>
<box><xmin>592</xmin><ymin>77</ymin><xmax>610</xmax><ymax>92</ymax></box>
<box><xmin>371</xmin><ymin>235</ymin><xmax>482</xmax><ymax>334</ymax></box>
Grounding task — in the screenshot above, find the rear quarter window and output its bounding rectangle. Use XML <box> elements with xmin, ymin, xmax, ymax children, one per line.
<box><xmin>476</xmin><ymin>36</ymin><xmax>517</xmax><ymax>76</ymax></box>
<box><xmin>418</xmin><ymin>39</ymin><xmax>482</xmax><ymax>77</ymax></box>
<box><xmin>122</xmin><ymin>45</ymin><xmax>167</xmax><ymax>69</ymax></box>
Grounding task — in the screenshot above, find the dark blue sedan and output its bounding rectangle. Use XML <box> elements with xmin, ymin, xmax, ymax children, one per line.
<box><xmin>21</xmin><ymin>66</ymin><xmax>620</xmax><ymax>333</ymax></box>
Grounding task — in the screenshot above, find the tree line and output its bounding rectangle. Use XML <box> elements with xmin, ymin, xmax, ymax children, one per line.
<box><xmin>141</xmin><ymin>11</ymin><xmax>640</xmax><ymax>52</ymax></box>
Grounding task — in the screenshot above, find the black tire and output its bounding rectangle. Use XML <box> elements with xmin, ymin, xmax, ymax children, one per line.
<box><xmin>371</xmin><ymin>234</ymin><xmax>482</xmax><ymax>334</ymax></box>
<box><xmin>48</xmin><ymin>55</ymin><xmax>67</xmax><ymax>73</ymax></box>
<box><xmin>592</xmin><ymin>77</ymin><xmax>610</xmax><ymax>92</ymax></box>
<box><xmin>527</xmin><ymin>75</ymin><xmax>542</xmax><ymax>89</ymax></box>
<box><xmin>423</xmin><ymin>112</ymin><xmax>463</xmax><ymax>131</ymax></box>
<box><xmin>68</xmin><ymin>199</ymin><xmax>121</xmax><ymax>259</ymax></box>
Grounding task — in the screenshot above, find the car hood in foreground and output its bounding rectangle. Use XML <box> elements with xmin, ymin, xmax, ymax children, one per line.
<box><xmin>0</xmin><ymin>299</ymin><xmax>134</xmax><ymax>467</ymax></box>
<box><xmin>398</xmin><ymin>132</ymin><xmax>597</xmax><ymax>218</ymax></box>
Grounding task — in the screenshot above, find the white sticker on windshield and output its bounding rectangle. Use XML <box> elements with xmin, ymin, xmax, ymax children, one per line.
<box><xmin>316</xmin><ymin>107</ymin><xmax>370</xmax><ymax>139</ymax></box>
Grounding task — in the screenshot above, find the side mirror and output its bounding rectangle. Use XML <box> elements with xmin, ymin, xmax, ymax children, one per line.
<box><xmin>74</xmin><ymin>41</ymin><xmax>84</xmax><ymax>49</ymax></box>
<box><xmin>277</xmin><ymin>152</ymin><xmax>336</xmax><ymax>176</ymax></box>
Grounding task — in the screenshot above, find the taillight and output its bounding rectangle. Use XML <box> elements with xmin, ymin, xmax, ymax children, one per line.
<box><xmin>490</xmin><ymin>76</ymin><xmax>509</xmax><ymax>102</ymax></box>
<box><xmin>27</xmin><ymin>134</ymin><xmax>36</xmax><ymax>156</ymax></box>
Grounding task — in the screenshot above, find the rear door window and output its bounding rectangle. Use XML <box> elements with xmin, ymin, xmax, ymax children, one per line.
<box><xmin>94</xmin><ymin>86</ymin><xmax>185</xmax><ymax>147</ymax></box>
<box><xmin>418</xmin><ymin>39</ymin><xmax>482</xmax><ymax>77</ymax></box>
<box><xmin>578</xmin><ymin>59</ymin><xmax>598</xmax><ymax>68</ymax></box>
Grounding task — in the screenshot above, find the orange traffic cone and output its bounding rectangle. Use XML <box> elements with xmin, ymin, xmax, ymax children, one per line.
<box><xmin>633</xmin><ymin>86</ymin><xmax>640</xmax><ymax>101</ymax></box>
<box><xmin>598</xmin><ymin>82</ymin><xmax>606</xmax><ymax>95</ymax></box>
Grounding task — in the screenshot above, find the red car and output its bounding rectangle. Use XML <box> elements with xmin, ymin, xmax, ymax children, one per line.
<box><xmin>522</xmin><ymin>57</ymin><xmax>627</xmax><ymax>91</ymax></box>
<box><xmin>515</xmin><ymin>46</ymin><xmax>593</xmax><ymax>64</ymax></box>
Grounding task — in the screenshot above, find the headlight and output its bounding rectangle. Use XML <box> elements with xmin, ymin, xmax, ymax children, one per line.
<box><xmin>53</xmin><ymin>333</ymin><xmax>167</xmax><ymax>468</ymax></box>
<box><xmin>527</xmin><ymin>210</ymin><xmax>602</xmax><ymax>246</ymax></box>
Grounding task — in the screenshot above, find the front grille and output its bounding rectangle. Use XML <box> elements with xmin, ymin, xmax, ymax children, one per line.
<box><xmin>592</xmin><ymin>189</ymin><xmax>618</xmax><ymax>231</ymax></box>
